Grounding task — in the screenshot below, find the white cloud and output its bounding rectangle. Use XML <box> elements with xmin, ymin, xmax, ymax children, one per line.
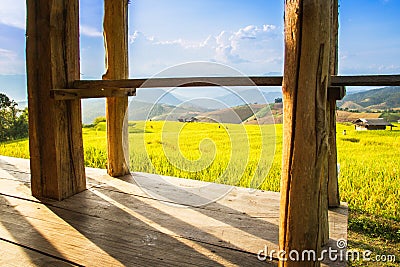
<box><xmin>0</xmin><ymin>48</ymin><xmax>16</xmax><ymax>59</ymax></box>
<box><xmin>80</xmin><ymin>25</ymin><xmax>103</xmax><ymax>38</ymax></box>
<box><xmin>129</xmin><ymin>25</ymin><xmax>283</xmax><ymax>76</ymax></box>
<box><xmin>129</xmin><ymin>30</ymin><xmax>213</xmax><ymax>49</ymax></box>
<box><xmin>216</xmin><ymin>24</ymin><xmax>279</xmax><ymax>64</ymax></box>
<box><xmin>0</xmin><ymin>48</ymin><xmax>24</xmax><ymax>75</ymax></box>
<box><xmin>214</xmin><ymin>30</ymin><xmax>248</xmax><ymax>63</ymax></box>
<box><xmin>0</xmin><ymin>1</ymin><xmax>104</xmax><ymax>40</ymax></box>
<box><xmin>0</xmin><ymin>0</ymin><xmax>26</xmax><ymax>29</ymax></box>
<box><xmin>153</xmin><ymin>38</ymin><xmax>209</xmax><ymax>49</ymax></box>
<box><xmin>129</xmin><ymin>31</ymin><xmax>155</xmax><ymax>44</ymax></box>
<box><xmin>0</xmin><ymin>1</ymin><xmax>103</xmax><ymax>38</ymax></box>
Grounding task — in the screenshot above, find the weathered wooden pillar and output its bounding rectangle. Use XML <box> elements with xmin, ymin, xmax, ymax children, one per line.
<box><xmin>103</xmin><ymin>0</ymin><xmax>130</xmax><ymax>177</ymax></box>
<box><xmin>280</xmin><ymin>0</ymin><xmax>331</xmax><ymax>266</ymax></box>
<box><xmin>319</xmin><ymin>0</ymin><xmax>341</xmax><ymax>245</ymax></box>
<box><xmin>26</xmin><ymin>0</ymin><xmax>86</xmax><ymax>200</ymax></box>
<box><xmin>327</xmin><ymin>0</ymin><xmax>341</xmax><ymax>207</ymax></box>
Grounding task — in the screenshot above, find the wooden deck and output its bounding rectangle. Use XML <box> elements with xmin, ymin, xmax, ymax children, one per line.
<box><xmin>0</xmin><ymin>156</ymin><xmax>347</xmax><ymax>266</ymax></box>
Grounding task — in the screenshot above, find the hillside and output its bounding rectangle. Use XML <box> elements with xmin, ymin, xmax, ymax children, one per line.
<box><xmin>135</xmin><ymin>88</ymin><xmax>183</xmax><ymax>106</ymax></box>
<box><xmin>339</xmin><ymin>86</ymin><xmax>400</xmax><ymax>111</ymax></box>
<box><xmin>81</xmin><ymin>99</ymin><xmax>210</xmax><ymax>124</ymax></box>
<box><xmin>81</xmin><ymin>88</ymin><xmax>282</xmax><ymax>124</ymax></box>
<box><xmin>336</xmin><ymin>110</ymin><xmax>382</xmax><ymax>123</ymax></box>
<box><xmin>81</xmin><ymin>86</ymin><xmax>400</xmax><ymax>125</ymax></box>
<box><xmin>339</xmin><ymin>101</ymin><xmax>366</xmax><ymax>112</ymax></box>
<box><xmin>245</xmin><ymin>103</ymin><xmax>283</xmax><ymax>125</ymax></box>
<box><xmin>196</xmin><ymin>104</ymin><xmax>265</xmax><ymax>124</ymax></box>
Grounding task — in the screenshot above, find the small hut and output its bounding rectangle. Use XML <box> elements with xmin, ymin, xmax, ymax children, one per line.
<box><xmin>353</xmin><ymin>118</ymin><xmax>394</xmax><ymax>130</ymax></box>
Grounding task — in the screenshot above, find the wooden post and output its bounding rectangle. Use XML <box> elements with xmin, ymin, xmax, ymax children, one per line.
<box><xmin>26</xmin><ymin>0</ymin><xmax>86</xmax><ymax>200</ymax></box>
<box><xmin>327</xmin><ymin>0</ymin><xmax>341</xmax><ymax>207</ymax></box>
<box><xmin>280</xmin><ymin>0</ymin><xmax>331</xmax><ymax>266</ymax></box>
<box><xmin>103</xmin><ymin>0</ymin><xmax>130</xmax><ymax>177</ymax></box>
<box><xmin>319</xmin><ymin>0</ymin><xmax>341</xmax><ymax>247</ymax></box>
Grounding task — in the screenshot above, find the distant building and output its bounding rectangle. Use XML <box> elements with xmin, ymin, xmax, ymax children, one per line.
<box><xmin>352</xmin><ymin>118</ymin><xmax>394</xmax><ymax>131</ymax></box>
<box><xmin>185</xmin><ymin>117</ymin><xmax>198</xmax><ymax>123</ymax></box>
<box><xmin>178</xmin><ymin>117</ymin><xmax>198</xmax><ymax>123</ymax></box>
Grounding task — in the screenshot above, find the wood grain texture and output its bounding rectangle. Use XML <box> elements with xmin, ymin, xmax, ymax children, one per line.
<box><xmin>327</xmin><ymin>86</ymin><xmax>345</xmax><ymax>101</ymax></box>
<box><xmin>0</xmin><ymin>156</ymin><xmax>347</xmax><ymax>267</ymax></box>
<box><xmin>331</xmin><ymin>75</ymin><xmax>400</xmax><ymax>86</ymax></box>
<box><xmin>0</xmin><ymin>239</ymin><xmax>76</xmax><ymax>267</ymax></box>
<box><xmin>103</xmin><ymin>0</ymin><xmax>130</xmax><ymax>177</ymax></box>
<box><xmin>26</xmin><ymin>0</ymin><xmax>85</xmax><ymax>200</ymax></box>
<box><xmin>280</xmin><ymin>0</ymin><xmax>331</xmax><ymax>266</ymax></box>
<box><xmin>327</xmin><ymin>0</ymin><xmax>341</xmax><ymax>208</ymax></box>
<box><xmin>71</xmin><ymin>75</ymin><xmax>400</xmax><ymax>90</ymax></box>
<box><xmin>51</xmin><ymin>88</ymin><xmax>136</xmax><ymax>100</ymax></box>
<box><xmin>74</xmin><ymin>76</ymin><xmax>283</xmax><ymax>88</ymax></box>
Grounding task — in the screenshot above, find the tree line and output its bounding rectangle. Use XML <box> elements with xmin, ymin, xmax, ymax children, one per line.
<box><xmin>0</xmin><ymin>93</ymin><xmax>28</xmax><ymax>142</ymax></box>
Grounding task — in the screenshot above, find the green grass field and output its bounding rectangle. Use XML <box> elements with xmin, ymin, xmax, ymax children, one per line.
<box><xmin>1</xmin><ymin>121</ymin><xmax>399</xmax><ymax>265</ymax></box>
<box><xmin>1</xmin><ymin>121</ymin><xmax>399</xmax><ymax>220</ymax></box>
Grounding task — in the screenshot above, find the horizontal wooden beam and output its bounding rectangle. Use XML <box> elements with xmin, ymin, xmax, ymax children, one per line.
<box><xmin>51</xmin><ymin>88</ymin><xmax>136</xmax><ymax>100</ymax></box>
<box><xmin>331</xmin><ymin>74</ymin><xmax>400</xmax><ymax>86</ymax></box>
<box><xmin>73</xmin><ymin>76</ymin><xmax>284</xmax><ymax>89</ymax></box>
<box><xmin>50</xmin><ymin>74</ymin><xmax>400</xmax><ymax>100</ymax></box>
<box><xmin>52</xmin><ymin>86</ymin><xmax>344</xmax><ymax>101</ymax></box>
<box><xmin>72</xmin><ymin>74</ymin><xmax>400</xmax><ymax>89</ymax></box>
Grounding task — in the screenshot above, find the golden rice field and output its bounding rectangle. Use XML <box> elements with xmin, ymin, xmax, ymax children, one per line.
<box><xmin>0</xmin><ymin>121</ymin><xmax>399</xmax><ymax>222</ymax></box>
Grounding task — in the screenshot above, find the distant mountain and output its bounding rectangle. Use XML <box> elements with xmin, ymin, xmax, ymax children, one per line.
<box><xmin>81</xmin><ymin>99</ymin><xmax>106</xmax><ymax>124</ymax></box>
<box><xmin>164</xmin><ymin>88</ymin><xmax>282</xmax><ymax>110</ymax></box>
<box><xmin>80</xmin><ymin>86</ymin><xmax>284</xmax><ymax>125</ymax></box>
<box><xmin>135</xmin><ymin>88</ymin><xmax>183</xmax><ymax>106</ymax></box>
<box><xmin>263</xmin><ymin>72</ymin><xmax>282</xmax><ymax>76</ymax></box>
<box><xmin>245</xmin><ymin>103</ymin><xmax>283</xmax><ymax>125</ymax></box>
<box><xmin>81</xmin><ymin>89</ymin><xmax>192</xmax><ymax>124</ymax></box>
<box><xmin>215</xmin><ymin>89</ymin><xmax>282</xmax><ymax>107</ymax></box>
<box><xmin>197</xmin><ymin>104</ymin><xmax>265</xmax><ymax>124</ymax></box>
<box><xmin>338</xmin><ymin>86</ymin><xmax>400</xmax><ymax>111</ymax></box>
<box><xmin>84</xmin><ymin>86</ymin><xmax>399</xmax><ymax>125</ymax></box>
<box><xmin>339</xmin><ymin>101</ymin><xmax>366</xmax><ymax>112</ymax></box>
<box><xmin>130</xmin><ymin>100</ymin><xmax>210</xmax><ymax>122</ymax></box>
<box><xmin>81</xmin><ymin>98</ymin><xmax>211</xmax><ymax>125</ymax></box>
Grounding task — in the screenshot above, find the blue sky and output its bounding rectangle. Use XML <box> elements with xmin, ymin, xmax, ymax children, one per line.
<box><xmin>0</xmin><ymin>0</ymin><xmax>399</xmax><ymax>101</ymax></box>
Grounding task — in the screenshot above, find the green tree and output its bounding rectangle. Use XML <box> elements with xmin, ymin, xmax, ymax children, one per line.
<box><xmin>93</xmin><ymin>116</ymin><xmax>106</xmax><ymax>125</ymax></box>
<box><xmin>0</xmin><ymin>93</ymin><xmax>29</xmax><ymax>142</ymax></box>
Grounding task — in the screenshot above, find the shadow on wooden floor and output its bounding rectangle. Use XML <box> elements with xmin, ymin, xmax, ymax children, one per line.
<box><xmin>0</xmin><ymin>156</ymin><xmax>278</xmax><ymax>266</ymax></box>
<box><xmin>0</xmin><ymin>156</ymin><xmax>347</xmax><ymax>266</ymax></box>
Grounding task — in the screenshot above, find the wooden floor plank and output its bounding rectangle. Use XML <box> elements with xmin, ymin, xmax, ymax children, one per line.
<box><xmin>0</xmin><ymin>156</ymin><xmax>346</xmax><ymax>266</ymax></box>
<box><xmin>0</xmin><ymin>193</ymin><xmax>273</xmax><ymax>266</ymax></box>
<box><xmin>40</xmin><ymin>186</ymin><xmax>279</xmax><ymax>254</ymax></box>
<box><xmin>0</xmin><ymin>239</ymin><xmax>75</xmax><ymax>267</ymax></box>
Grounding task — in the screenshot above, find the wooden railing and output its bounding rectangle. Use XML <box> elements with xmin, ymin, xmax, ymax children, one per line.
<box><xmin>28</xmin><ymin>1</ymin><xmax>400</xmax><ymax>265</ymax></box>
<box><xmin>51</xmin><ymin>74</ymin><xmax>400</xmax><ymax>100</ymax></box>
